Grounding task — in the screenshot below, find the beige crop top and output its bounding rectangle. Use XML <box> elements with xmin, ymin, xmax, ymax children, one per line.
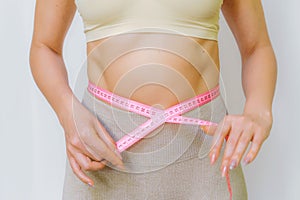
<box><xmin>74</xmin><ymin>0</ymin><xmax>224</xmax><ymax>43</ymax></box>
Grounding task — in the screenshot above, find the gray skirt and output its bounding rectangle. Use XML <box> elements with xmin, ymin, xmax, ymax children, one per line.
<box><xmin>62</xmin><ymin>88</ymin><xmax>248</xmax><ymax>200</ymax></box>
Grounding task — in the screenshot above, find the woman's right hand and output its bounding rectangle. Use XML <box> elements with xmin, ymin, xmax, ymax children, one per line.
<box><xmin>29</xmin><ymin>0</ymin><xmax>124</xmax><ymax>188</ymax></box>
<box><xmin>59</xmin><ymin>96</ymin><xmax>125</xmax><ymax>187</ymax></box>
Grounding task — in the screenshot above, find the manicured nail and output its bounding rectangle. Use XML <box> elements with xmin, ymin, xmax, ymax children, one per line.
<box><xmin>211</xmin><ymin>153</ymin><xmax>216</xmax><ymax>165</ymax></box>
<box><xmin>243</xmin><ymin>157</ymin><xmax>250</xmax><ymax>165</ymax></box>
<box><xmin>117</xmin><ymin>163</ymin><xmax>125</xmax><ymax>170</ymax></box>
<box><xmin>243</xmin><ymin>158</ymin><xmax>249</xmax><ymax>166</ymax></box>
<box><xmin>117</xmin><ymin>165</ymin><xmax>125</xmax><ymax>170</ymax></box>
<box><xmin>222</xmin><ymin>166</ymin><xmax>227</xmax><ymax>177</ymax></box>
<box><xmin>229</xmin><ymin>160</ymin><xmax>237</xmax><ymax>170</ymax></box>
<box><xmin>115</xmin><ymin>150</ymin><xmax>123</xmax><ymax>160</ymax></box>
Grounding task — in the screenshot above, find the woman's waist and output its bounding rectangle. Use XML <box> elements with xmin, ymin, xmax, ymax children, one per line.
<box><xmin>87</xmin><ymin>50</ymin><xmax>219</xmax><ymax>108</ymax></box>
<box><xmin>82</xmin><ymin>85</ymin><xmax>226</xmax><ymax>172</ymax></box>
<box><xmin>87</xmin><ymin>79</ymin><xmax>220</xmax><ymax>109</ymax></box>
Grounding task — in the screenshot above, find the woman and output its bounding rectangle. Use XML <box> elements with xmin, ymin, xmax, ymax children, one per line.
<box><xmin>29</xmin><ymin>0</ymin><xmax>277</xmax><ymax>199</ymax></box>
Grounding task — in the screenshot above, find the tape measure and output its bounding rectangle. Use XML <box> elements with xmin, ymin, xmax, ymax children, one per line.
<box><xmin>87</xmin><ymin>81</ymin><xmax>232</xmax><ymax>199</ymax></box>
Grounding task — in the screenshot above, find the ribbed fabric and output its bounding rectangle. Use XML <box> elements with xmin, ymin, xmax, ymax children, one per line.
<box><xmin>74</xmin><ymin>0</ymin><xmax>223</xmax><ymax>42</ymax></box>
<box><xmin>62</xmin><ymin>88</ymin><xmax>248</xmax><ymax>199</ymax></box>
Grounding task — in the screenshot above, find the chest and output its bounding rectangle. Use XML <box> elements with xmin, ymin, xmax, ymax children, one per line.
<box><xmin>75</xmin><ymin>0</ymin><xmax>223</xmax><ymax>22</ymax></box>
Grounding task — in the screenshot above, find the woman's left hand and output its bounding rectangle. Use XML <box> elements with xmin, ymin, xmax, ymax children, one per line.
<box><xmin>201</xmin><ymin>111</ymin><xmax>273</xmax><ymax>177</ymax></box>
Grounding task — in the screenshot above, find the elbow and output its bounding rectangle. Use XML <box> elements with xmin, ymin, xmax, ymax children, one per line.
<box><xmin>29</xmin><ymin>41</ymin><xmax>44</xmax><ymax>69</ymax></box>
<box><xmin>241</xmin><ymin>41</ymin><xmax>277</xmax><ymax>66</ymax></box>
<box><xmin>29</xmin><ymin>42</ymin><xmax>39</xmax><ymax>73</ymax></box>
<box><xmin>29</xmin><ymin>42</ymin><xmax>37</xmax><ymax>70</ymax></box>
<box><xmin>29</xmin><ymin>40</ymin><xmax>62</xmax><ymax>70</ymax></box>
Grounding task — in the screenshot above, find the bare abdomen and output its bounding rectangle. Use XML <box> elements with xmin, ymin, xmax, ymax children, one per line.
<box><xmin>86</xmin><ymin>33</ymin><xmax>220</xmax><ymax>109</ymax></box>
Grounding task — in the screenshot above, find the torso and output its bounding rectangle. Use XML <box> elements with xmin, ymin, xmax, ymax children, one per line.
<box><xmin>86</xmin><ymin>33</ymin><xmax>220</xmax><ymax>109</ymax></box>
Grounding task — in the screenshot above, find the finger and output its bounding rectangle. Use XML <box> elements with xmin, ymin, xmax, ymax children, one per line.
<box><xmin>243</xmin><ymin>131</ymin><xmax>264</xmax><ymax>165</ymax></box>
<box><xmin>70</xmin><ymin>138</ymin><xmax>106</xmax><ymax>163</ymax></box>
<box><xmin>229</xmin><ymin>128</ymin><xmax>253</xmax><ymax>170</ymax></box>
<box><xmin>72</xmin><ymin>103</ymin><xmax>122</xmax><ymax>167</ymax></box>
<box><xmin>82</xmin><ymin>129</ymin><xmax>125</xmax><ymax>169</ymax></box>
<box><xmin>87</xmin><ymin>156</ymin><xmax>109</xmax><ymax>171</ymax></box>
<box><xmin>200</xmin><ymin>124</ymin><xmax>217</xmax><ymax>136</ymax></box>
<box><xmin>75</xmin><ymin>151</ymin><xmax>107</xmax><ymax>171</ymax></box>
<box><xmin>93</xmin><ymin>118</ymin><xmax>123</xmax><ymax>160</ymax></box>
<box><xmin>69</xmin><ymin>154</ymin><xmax>94</xmax><ymax>186</ymax></box>
<box><xmin>209</xmin><ymin>118</ymin><xmax>231</xmax><ymax>165</ymax></box>
<box><xmin>68</xmin><ymin>138</ymin><xmax>106</xmax><ymax>165</ymax></box>
<box><xmin>220</xmin><ymin>127</ymin><xmax>242</xmax><ymax>175</ymax></box>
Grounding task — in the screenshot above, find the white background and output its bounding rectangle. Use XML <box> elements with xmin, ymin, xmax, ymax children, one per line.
<box><xmin>0</xmin><ymin>0</ymin><xmax>299</xmax><ymax>199</ymax></box>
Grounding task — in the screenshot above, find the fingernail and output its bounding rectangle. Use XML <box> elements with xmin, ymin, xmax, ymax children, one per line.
<box><xmin>211</xmin><ymin>153</ymin><xmax>216</xmax><ymax>165</ymax></box>
<box><xmin>113</xmin><ymin>148</ymin><xmax>123</xmax><ymax>160</ymax></box>
<box><xmin>201</xmin><ymin>125</ymin><xmax>208</xmax><ymax>132</ymax></box>
<box><xmin>229</xmin><ymin>160</ymin><xmax>237</xmax><ymax>170</ymax></box>
<box><xmin>222</xmin><ymin>166</ymin><xmax>227</xmax><ymax>177</ymax></box>
<box><xmin>117</xmin><ymin>164</ymin><xmax>125</xmax><ymax>170</ymax></box>
<box><xmin>88</xmin><ymin>182</ymin><xmax>93</xmax><ymax>187</ymax></box>
<box><xmin>115</xmin><ymin>150</ymin><xmax>123</xmax><ymax>160</ymax></box>
<box><xmin>243</xmin><ymin>157</ymin><xmax>250</xmax><ymax>165</ymax></box>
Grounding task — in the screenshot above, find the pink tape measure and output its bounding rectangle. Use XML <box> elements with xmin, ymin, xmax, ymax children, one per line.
<box><xmin>87</xmin><ymin>81</ymin><xmax>232</xmax><ymax>199</ymax></box>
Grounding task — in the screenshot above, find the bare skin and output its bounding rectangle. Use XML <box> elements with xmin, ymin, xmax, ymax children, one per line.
<box><xmin>29</xmin><ymin>0</ymin><xmax>277</xmax><ymax>187</ymax></box>
<box><xmin>86</xmin><ymin>34</ymin><xmax>220</xmax><ymax>108</ymax></box>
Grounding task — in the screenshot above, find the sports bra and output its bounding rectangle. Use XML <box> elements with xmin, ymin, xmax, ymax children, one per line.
<box><xmin>74</xmin><ymin>0</ymin><xmax>223</xmax><ymax>43</ymax></box>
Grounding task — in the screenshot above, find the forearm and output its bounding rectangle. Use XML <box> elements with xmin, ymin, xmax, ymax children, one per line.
<box><xmin>29</xmin><ymin>43</ymin><xmax>77</xmax><ymax>125</ymax></box>
<box><xmin>241</xmin><ymin>45</ymin><xmax>277</xmax><ymax>117</ymax></box>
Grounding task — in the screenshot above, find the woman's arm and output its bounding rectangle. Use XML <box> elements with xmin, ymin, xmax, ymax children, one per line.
<box><xmin>29</xmin><ymin>0</ymin><xmax>76</xmax><ymax>120</ymax></box>
<box><xmin>29</xmin><ymin>0</ymin><xmax>124</xmax><ymax>186</ymax></box>
<box><xmin>202</xmin><ymin>0</ymin><xmax>277</xmax><ymax>177</ymax></box>
<box><xmin>222</xmin><ymin>0</ymin><xmax>277</xmax><ymax>114</ymax></box>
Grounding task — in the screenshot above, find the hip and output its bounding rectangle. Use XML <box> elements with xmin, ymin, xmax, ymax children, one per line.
<box><xmin>81</xmin><ymin>84</ymin><xmax>227</xmax><ymax>173</ymax></box>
